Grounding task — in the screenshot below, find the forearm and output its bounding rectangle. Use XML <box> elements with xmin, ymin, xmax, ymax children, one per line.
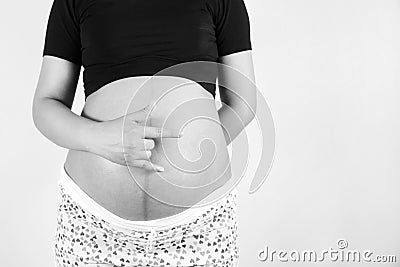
<box><xmin>218</xmin><ymin>103</ymin><xmax>255</xmax><ymax>146</ymax></box>
<box><xmin>32</xmin><ymin>97</ymin><xmax>96</xmax><ymax>153</ymax></box>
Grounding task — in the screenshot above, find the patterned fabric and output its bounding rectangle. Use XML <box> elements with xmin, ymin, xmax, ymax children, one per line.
<box><xmin>53</xmin><ymin>183</ymin><xmax>239</xmax><ymax>267</ymax></box>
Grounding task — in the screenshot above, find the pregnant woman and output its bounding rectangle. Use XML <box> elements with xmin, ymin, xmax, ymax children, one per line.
<box><xmin>33</xmin><ymin>0</ymin><xmax>256</xmax><ymax>266</ymax></box>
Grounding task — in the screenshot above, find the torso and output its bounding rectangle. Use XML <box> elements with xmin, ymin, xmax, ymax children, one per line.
<box><xmin>64</xmin><ymin>76</ymin><xmax>233</xmax><ymax>221</ymax></box>
<box><xmin>77</xmin><ymin>0</ymin><xmax>220</xmax><ymax>97</ymax></box>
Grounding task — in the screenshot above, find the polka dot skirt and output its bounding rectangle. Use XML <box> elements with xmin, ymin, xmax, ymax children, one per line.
<box><xmin>53</xmin><ymin>184</ymin><xmax>239</xmax><ymax>267</ymax></box>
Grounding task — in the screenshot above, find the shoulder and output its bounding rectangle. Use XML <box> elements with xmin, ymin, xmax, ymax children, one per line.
<box><xmin>204</xmin><ymin>0</ymin><xmax>247</xmax><ymax>16</ymax></box>
<box><xmin>56</xmin><ymin>0</ymin><xmax>92</xmax><ymax>22</ymax></box>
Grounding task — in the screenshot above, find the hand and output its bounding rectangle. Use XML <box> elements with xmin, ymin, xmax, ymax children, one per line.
<box><xmin>87</xmin><ymin>103</ymin><xmax>182</xmax><ymax>171</ymax></box>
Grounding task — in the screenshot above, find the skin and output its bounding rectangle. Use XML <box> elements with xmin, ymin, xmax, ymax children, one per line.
<box><xmin>32</xmin><ymin>50</ymin><xmax>256</xmax><ymax>220</ymax></box>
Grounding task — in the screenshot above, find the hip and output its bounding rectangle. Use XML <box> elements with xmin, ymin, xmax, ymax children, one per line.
<box><xmin>54</xmin><ymin>163</ymin><xmax>239</xmax><ymax>266</ymax></box>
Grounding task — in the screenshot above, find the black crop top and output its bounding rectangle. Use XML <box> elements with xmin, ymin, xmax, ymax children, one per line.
<box><xmin>42</xmin><ymin>0</ymin><xmax>252</xmax><ymax>99</ymax></box>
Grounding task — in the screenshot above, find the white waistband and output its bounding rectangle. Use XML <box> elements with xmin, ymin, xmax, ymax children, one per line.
<box><xmin>58</xmin><ymin>163</ymin><xmax>235</xmax><ymax>231</ymax></box>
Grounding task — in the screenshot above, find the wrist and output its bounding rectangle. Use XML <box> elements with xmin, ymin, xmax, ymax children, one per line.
<box><xmin>79</xmin><ymin>120</ymin><xmax>101</xmax><ymax>154</ymax></box>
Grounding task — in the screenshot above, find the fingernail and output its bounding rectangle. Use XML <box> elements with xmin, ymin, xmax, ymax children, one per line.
<box><xmin>157</xmin><ymin>166</ymin><xmax>164</xmax><ymax>172</ymax></box>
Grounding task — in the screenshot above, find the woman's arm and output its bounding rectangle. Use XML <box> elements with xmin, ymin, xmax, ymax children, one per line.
<box><xmin>32</xmin><ymin>56</ymin><xmax>180</xmax><ymax>171</ymax></box>
<box><xmin>217</xmin><ymin>50</ymin><xmax>257</xmax><ymax>145</ymax></box>
<box><xmin>32</xmin><ymin>56</ymin><xmax>95</xmax><ymax>152</ymax></box>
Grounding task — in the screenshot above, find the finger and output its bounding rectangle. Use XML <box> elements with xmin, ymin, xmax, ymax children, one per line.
<box><xmin>142</xmin><ymin>139</ymin><xmax>156</xmax><ymax>150</ymax></box>
<box><xmin>128</xmin><ymin>150</ymin><xmax>152</xmax><ymax>160</ymax></box>
<box><xmin>128</xmin><ymin>160</ymin><xmax>164</xmax><ymax>172</ymax></box>
<box><xmin>130</xmin><ymin>139</ymin><xmax>155</xmax><ymax>150</ymax></box>
<box><xmin>142</xmin><ymin>126</ymin><xmax>183</xmax><ymax>139</ymax></box>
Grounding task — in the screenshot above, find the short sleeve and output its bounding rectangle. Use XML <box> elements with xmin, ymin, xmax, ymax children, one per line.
<box><xmin>215</xmin><ymin>0</ymin><xmax>252</xmax><ymax>57</ymax></box>
<box><xmin>42</xmin><ymin>0</ymin><xmax>82</xmax><ymax>65</ymax></box>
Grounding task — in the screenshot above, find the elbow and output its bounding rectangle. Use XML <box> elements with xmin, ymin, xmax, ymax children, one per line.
<box><xmin>243</xmin><ymin>95</ymin><xmax>257</xmax><ymax>126</ymax></box>
<box><xmin>31</xmin><ymin>97</ymin><xmax>40</xmax><ymax>130</ymax></box>
<box><xmin>221</xmin><ymin>89</ymin><xmax>257</xmax><ymax>127</ymax></box>
<box><xmin>248</xmin><ymin>99</ymin><xmax>257</xmax><ymax>122</ymax></box>
<box><xmin>31</xmin><ymin>95</ymin><xmax>46</xmax><ymax>132</ymax></box>
<box><xmin>244</xmin><ymin>105</ymin><xmax>256</xmax><ymax>126</ymax></box>
<box><xmin>236</xmin><ymin>100</ymin><xmax>257</xmax><ymax>128</ymax></box>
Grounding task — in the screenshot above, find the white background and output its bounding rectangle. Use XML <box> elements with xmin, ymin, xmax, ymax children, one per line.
<box><xmin>1</xmin><ymin>0</ymin><xmax>400</xmax><ymax>266</ymax></box>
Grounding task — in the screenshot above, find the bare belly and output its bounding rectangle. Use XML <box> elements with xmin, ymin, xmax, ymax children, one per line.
<box><xmin>64</xmin><ymin>76</ymin><xmax>233</xmax><ymax>221</ymax></box>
